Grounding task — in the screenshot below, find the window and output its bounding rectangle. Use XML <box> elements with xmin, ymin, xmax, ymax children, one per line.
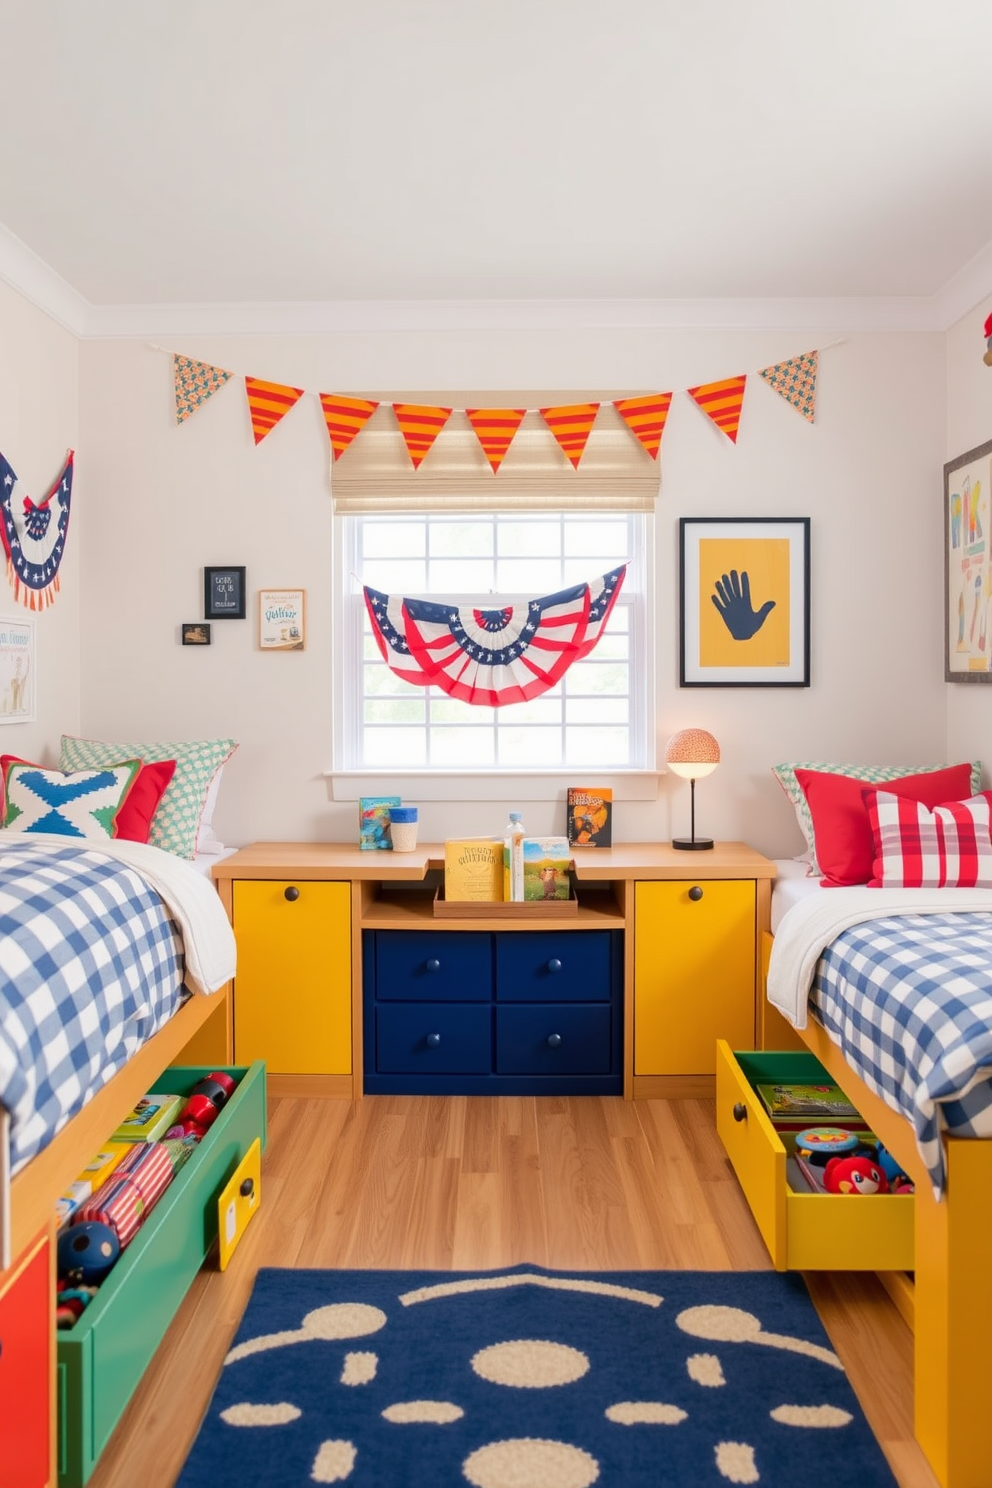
<box><xmin>336</xmin><ymin>511</ymin><xmax>652</xmax><ymax>773</ymax></box>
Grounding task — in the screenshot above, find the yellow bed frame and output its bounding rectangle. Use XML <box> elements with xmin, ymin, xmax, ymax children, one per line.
<box><xmin>762</xmin><ymin>932</ymin><xmax>992</xmax><ymax>1488</ymax></box>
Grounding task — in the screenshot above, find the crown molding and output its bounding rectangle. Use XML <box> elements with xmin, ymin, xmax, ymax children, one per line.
<box><xmin>0</xmin><ymin>222</ymin><xmax>989</xmax><ymax>339</ymax></box>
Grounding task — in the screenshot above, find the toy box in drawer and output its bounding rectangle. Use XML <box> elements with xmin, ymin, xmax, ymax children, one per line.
<box><xmin>56</xmin><ymin>1061</ymin><xmax>267</xmax><ymax>1487</ymax></box>
<box><xmin>715</xmin><ymin>1043</ymin><xmax>914</xmax><ymax>1273</ymax></box>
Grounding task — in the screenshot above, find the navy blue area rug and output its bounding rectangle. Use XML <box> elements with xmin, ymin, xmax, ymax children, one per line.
<box><xmin>177</xmin><ymin>1264</ymin><xmax>897</xmax><ymax>1487</ymax></box>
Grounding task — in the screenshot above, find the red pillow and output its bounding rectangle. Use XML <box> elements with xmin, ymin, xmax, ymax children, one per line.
<box><xmin>114</xmin><ymin>759</ymin><xmax>176</xmax><ymax>842</ymax></box>
<box><xmin>864</xmin><ymin>789</ymin><xmax>992</xmax><ymax>888</ymax></box>
<box><xmin>793</xmin><ymin>763</ymin><xmax>976</xmax><ymax>886</ymax></box>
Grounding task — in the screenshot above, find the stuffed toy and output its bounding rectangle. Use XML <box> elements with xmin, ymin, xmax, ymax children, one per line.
<box><xmin>822</xmin><ymin>1153</ymin><xmax>889</xmax><ymax>1195</ymax></box>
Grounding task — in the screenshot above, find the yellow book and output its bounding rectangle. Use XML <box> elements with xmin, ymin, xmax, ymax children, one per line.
<box><xmin>444</xmin><ymin>838</ymin><xmax>504</xmax><ymax>902</ymax></box>
<box><xmin>77</xmin><ymin>1143</ymin><xmax>129</xmax><ymax>1190</ymax></box>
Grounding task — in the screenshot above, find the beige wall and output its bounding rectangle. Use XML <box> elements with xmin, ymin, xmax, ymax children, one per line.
<box><xmin>0</xmin><ymin>280</ymin><xmax>80</xmax><ymax>757</ymax></box>
<box><xmin>945</xmin><ymin>296</ymin><xmax>992</xmax><ymax>763</ymax></box>
<box><xmin>73</xmin><ymin>326</ymin><xmax>953</xmax><ymax>858</ymax></box>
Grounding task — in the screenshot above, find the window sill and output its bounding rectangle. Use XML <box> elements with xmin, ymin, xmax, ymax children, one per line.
<box><xmin>325</xmin><ymin>770</ymin><xmax>662</xmax><ymax>803</ymax></box>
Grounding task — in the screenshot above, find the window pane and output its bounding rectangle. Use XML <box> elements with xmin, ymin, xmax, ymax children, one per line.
<box><xmin>565</xmin><ymin>728</ymin><xmax>630</xmax><ymax>767</ymax></box>
<box><xmin>564</xmin><ymin>520</ymin><xmax>628</xmax><ymax>555</ymax></box>
<box><xmin>430</xmin><ymin>696</ymin><xmax>495</xmax><ymax>725</ymax></box>
<box><xmin>429</xmin><ymin>557</ymin><xmax>495</xmax><ymax>591</ymax></box>
<box><xmin>498</xmin><ymin>522</ymin><xmax>562</xmax><ymax>557</ymax></box>
<box><xmin>494</xmin><ymin>696</ymin><xmax>562</xmax><ymax>725</ymax></box>
<box><xmin>566</xmin><ymin>661</ymin><xmax>628</xmax><ymax>695</ymax></box>
<box><xmin>429</xmin><ymin>521</ymin><xmax>495</xmax><ymax>558</ymax></box>
<box><xmin>362</xmin><ymin>559</ymin><xmax>427</xmax><ymax>591</ymax></box>
<box><xmin>364</xmin><ymin>728</ymin><xmax>427</xmax><ymax>766</ymax></box>
<box><xmin>362</xmin><ymin>522</ymin><xmax>426</xmax><ymax>558</ymax></box>
<box><xmin>496</xmin><ymin>557</ymin><xmax>566</xmax><ymax>592</ymax></box>
<box><xmin>566</xmin><ymin>697</ymin><xmax>628</xmax><ymax>724</ymax></box>
<box><xmin>498</xmin><ymin>726</ymin><xmax>564</xmax><ymax>767</ymax></box>
<box><xmin>364</xmin><ymin>665</ymin><xmax>414</xmax><ymax>697</ymax></box>
<box><xmin>364</xmin><ymin>698</ymin><xmax>425</xmax><ymax>724</ymax></box>
<box><xmin>430</xmin><ymin>728</ymin><xmax>495</xmax><ymax>767</ymax></box>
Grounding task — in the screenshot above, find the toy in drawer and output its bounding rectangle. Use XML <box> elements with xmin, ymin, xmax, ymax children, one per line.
<box><xmin>715</xmin><ymin>1043</ymin><xmax>914</xmax><ymax>1272</ymax></box>
<box><xmin>56</xmin><ymin>1061</ymin><xmax>266</xmax><ymax>1488</ymax></box>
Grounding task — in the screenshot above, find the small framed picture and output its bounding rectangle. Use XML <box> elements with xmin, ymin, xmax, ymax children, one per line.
<box><xmin>259</xmin><ymin>588</ymin><xmax>306</xmax><ymax>650</ymax></box>
<box><xmin>204</xmin><ymin>565</ymin><xmax>246</xmax><ymax>620</ymax></box>
<box><xmin>0</xmin><ymin>615</ymin><xmax>35</xmax><ymax>723</ymax></box>
<box><xmin>182</xmin><ymin>622</ymin><xmax>212</xmax><ymax>646</ymax></box>
<box><xmin>944</xmin><ymin>436</ymin><xmax>992</xmax><ymax>681</ymax></box>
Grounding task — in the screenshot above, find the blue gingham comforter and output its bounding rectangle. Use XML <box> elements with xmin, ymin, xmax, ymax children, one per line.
<box><xmin>812</xmin><ymin>913</ymin><xmax>992</xmax><ymax>1193</ymax></box>
<box><xmin>0</xmin><ymin>839</ymin><xmax>185</xmax><ymax>1175</ymax></box>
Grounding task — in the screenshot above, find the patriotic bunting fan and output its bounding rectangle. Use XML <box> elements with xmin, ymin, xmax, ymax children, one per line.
<box><xmin>364</xmin><ymin>564</ymin><xmax>626</xmax><ymax>707</ymax></box>
<box><xmin>0</xmin><ymin>449</ymin><xmax>74</xmax><ymax>609</ymax></box>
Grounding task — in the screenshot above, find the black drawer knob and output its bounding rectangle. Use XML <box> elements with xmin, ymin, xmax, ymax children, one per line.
<box><xmin>284</xmin><ymin>886</ymin><xmax>300</xmax><ymax>902</ymax></box>
<box><xmin>240</xmin><ymin>1177</ymin><xmax>255</xmax><ymax>1198</ymax></box>
<box><xmin>547</xmin><ymin>1033</ymin><xmax>562</xmax><ymax>1048</ymax></box>
<box><xmin>547</xmin><ymin>958</ymin><xmax>562</xmax><ymax>973</ymax></box>
<box><xmin>426</xmin><ymin>1032</ymin><xmax>442</xmax><ymax>1048</ymax></box>
<box><xmin>732</xmin><ymin>1102</ymin><xmax>747</xmax><ymax>1123</ymax></box>
<box><xmin>426</xmin><ymin>958</ymin><xmax>441</xmax><ymax>973</ymax></box>
<box><xmin>688</xmin><ymin>886</ymin><xmax>704</xmax><ymax>901</ymax></box>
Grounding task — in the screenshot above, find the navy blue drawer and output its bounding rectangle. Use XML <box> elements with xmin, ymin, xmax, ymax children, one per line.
<box><xmin>372</xmin><ymin>930</ymin><xmax>493</xmax><ymax>1001</ymax></box>
<box><xmin>495</xmin><ymin>1004</ymin><xmax>612</xmax><ymax>1074</ymax></box>
<box><xmin>494</xmin><ymin>931</ymin><xmax>612</xmax><ymax>1002</ymax></box>
<box><xmin>376</xmin><ymin>1003</ymin><xmax>492</xmax><ymax>1073</ymax></box>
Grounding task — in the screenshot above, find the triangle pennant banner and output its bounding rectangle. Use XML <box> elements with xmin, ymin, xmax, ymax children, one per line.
<box><xmin>319</xmin><ymin>393</ymin><xmax>381</xmax><ymax>460</ymax></box>
<box><xmin>174</xmin><ymin>355</ymin><xmax>232</xmax><ymax>425</ymax></box>
<box><xmin>465</xmin><ymin>407</ymin><xmax>528</xmax><ymax>473</ymax></box>
<box><xmin>758</xmin><ymin>350</ymin><xmax>818</xmax><ymax>423</ymax></box>
<box><xmin>538</xmin><ymin>403</ymin><xmax>600</xmax><ymax>469</ymax></box>
<box><xmin>393</xmin><ymin>404</ymin><xmax>454</xmax><ymax>469</ymax></box>
<box><xmin>686</xmin><ymin>376</ymin><xmax>747</xmax><ymax>444</ymax></box>
<box><xmin>244</xmin><ymin>378</ymin><xmax>305</xmax><ymax>445</ymax></box>
<box><xmin>613</xmin><ymin>393</ymin><xmax>673</xmax><ymax>460</ymax></box>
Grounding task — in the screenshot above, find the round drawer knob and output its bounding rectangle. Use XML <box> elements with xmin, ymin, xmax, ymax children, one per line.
<box><xmin>284</xmin><ymin>886</ymin><xmax>300</xmax><ymax>902</ymax></box>
<box><xmin>547</xmin><ymin>958</ymin><xmax>562</xmax><ymax>973</ymax></box>
<box><xmin>732</xmin><ymin>1102</ymin><xmax>747</xmax><ymax>1123</ymax></box>
<box><xmin>240</xmin><ymin>1177</ymin><xmax>255</xmax><ymax>1198</ymax></box>
<box><xmin>426</xmin><ymin>958</ymin><xmax>441</xmax><ymax>973</ymax></box>
<box><xmin>688</xmin><ymin>886</ymin><xmax>704</xmax><ymax>901</ymax></box>
<box><xmin>426</xmin><ymin>1032</ymin><xmax>442</xmax><ymax>1048</ymax></box>
<box><xmin>547</xmin><ymin>1033</ymin><xmax>562</xmax><ymax>1048</ymax></box>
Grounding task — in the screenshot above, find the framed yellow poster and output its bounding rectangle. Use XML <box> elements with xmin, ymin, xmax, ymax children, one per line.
<box><xmin>944</xmin><ymin>436</ymin><xmax>992</xmax><ymax>682</ymax></box>
<box><xmin>680</xmin><ymin>517</ymin><xmax>810</xmax><ymax>687</ymax></box>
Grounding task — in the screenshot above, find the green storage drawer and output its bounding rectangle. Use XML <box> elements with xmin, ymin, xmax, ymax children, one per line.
<box><xmin>57</xmin><ymin>1061</ymin><xmax>267</xmax><ymax>1487</ymax></box>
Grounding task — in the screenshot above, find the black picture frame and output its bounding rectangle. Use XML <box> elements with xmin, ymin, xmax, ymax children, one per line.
<box><xmin>204</xmin><ymin>566</ymin><xmax>246</xmax><ymax>620</ymax></box>
<box><xmin>679</xmin><ymin>517</ymin><xmax>810</xmax><ymax>687</ymax></box>
<box><xmin>944</xmin><ymin>436</ymin><xmax>992</xmax><ymax>682</ymax></box>
<box><xmin>182</xmin><ymin>622</ymin><xmax>212</xmax><ymax>646</ymax></box>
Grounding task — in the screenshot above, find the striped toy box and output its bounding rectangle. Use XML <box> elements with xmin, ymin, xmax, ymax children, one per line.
<box><xmin>75</xmin><ymin>1140</ymin><xmax>176</xmax><ymax>1249</ymax></box>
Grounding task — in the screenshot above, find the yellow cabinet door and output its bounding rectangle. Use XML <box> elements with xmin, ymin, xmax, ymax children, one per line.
<box><xmin>634</xmin><ymin>879</ymin><xmax>755</xmax><ymax>1075</ymax></box>
<box><xmin>233</xmin><ymin>879</ymin><xmax>352</xmax><ymax>1074</ymax></box>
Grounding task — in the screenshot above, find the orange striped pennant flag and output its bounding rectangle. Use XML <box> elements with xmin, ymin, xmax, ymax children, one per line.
<box><xmin>393</xmin><ymin>404</ymin><xmax>454</xmax><ymax>468</ymax></box>
<box><xmin>465</xmin><ymin>408</ymin><xmax>527</xmax><ymax>473</ymax></box>
<box><xmin>685</xmin><ymin>375</ymin><xmax>747</xmax><ymax>444</ymax></box>
<box><xmin>613</xmin><ymin>393</ymin><xmax>673</xmax><ymax>460</ymax></box>
<box><xmin>538</xmin><ymin>403</ymin><xmax>600</xmax><ymax>469</ymax></box>
<box><xmin>319</xmin><ymin>393</ymin><xmax>380</xmax><ymax>460</ymax></box>
<box><xmin>244</xmin><ymin>378</ymin><xmax>305</xmax><ymax>445</ymax></box>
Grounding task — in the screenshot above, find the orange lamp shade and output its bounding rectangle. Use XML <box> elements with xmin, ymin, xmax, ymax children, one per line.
<box><xmin>664</xmin><ymin>728</ymin><xmax>720</xmax><ymax>780</ymax></box>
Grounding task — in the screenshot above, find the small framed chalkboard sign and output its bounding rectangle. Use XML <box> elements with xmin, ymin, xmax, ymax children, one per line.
<box><xmin>204</xmin><ymin>566</ymin><xmax>246</xmax><ymax>620</ymax></box>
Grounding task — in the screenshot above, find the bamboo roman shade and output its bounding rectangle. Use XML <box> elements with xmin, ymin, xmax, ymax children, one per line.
<box><xmin>328</xmin><ymin>393</ymin><xmax>662</xmax><ymax>514</ymax></box>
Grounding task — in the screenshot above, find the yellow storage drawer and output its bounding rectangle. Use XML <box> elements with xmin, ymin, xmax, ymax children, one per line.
<box><xmin>715</xmin><ymin>1041</ymin><xmax>914</xmax><ymax>1272</ymax></box>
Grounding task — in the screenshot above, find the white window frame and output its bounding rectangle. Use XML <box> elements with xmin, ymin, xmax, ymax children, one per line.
<box><xmin>329</xmin><ymin>511</ymin><xmax>657</xmax><ymax>802</ymax></box>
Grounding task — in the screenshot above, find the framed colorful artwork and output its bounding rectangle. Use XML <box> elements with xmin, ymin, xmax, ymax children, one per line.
<box><xmin>258</xmin><ymin>588</ymin><xmax>306</xmax><ymax>650</ymax></box>
<box><xmin>0</xmin><ymin>615</ymin><xmax>35</xmax><ymax>723</ymax></box>
<box><xmin>679</xmin><ymin>517</ymin><xmax>810</xmax><ymax>687</ymax></box>
<box><xmin>204</xmin><ymin>565</ymin><xmax>246</xmax><ymax>620</ymax></box>
<box><xmin>944</xmin><ymin>436</ymin><xmax>992</xmax><ymax>682</ymax></box>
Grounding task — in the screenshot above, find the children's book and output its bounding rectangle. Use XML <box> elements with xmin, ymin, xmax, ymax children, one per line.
<box><xmin>110</xmin><ymin>1094</ymin><xmax>184</xmax><ymax>1143</ymax></box>
<box><xmin>566</xmin><ymin>787</ymin><xmax>612</xmax><ymax>847</ymax></box>
<box><xmin>754</xmin><ymin>1082</ymin><xmax>859</xmax><ymax>1120</ymax></box>
<box><xmin>359</xmin><ymin>795</ymin><xmax>400</xmax><ymax>850</ymax></box>
<box><xmin>522</xmin><ymin>836</ymin><xmax>572</xmax><ymax>901</ymax></box>
<box><xmin>444</xmin><ymin>838</ymin><xmax>504</xmax><ymax>901</ymax></box>
<box><xmin>77</xmin><ymin>1144</ymin><xmax>129</xmax><ymax>1190</ymax></box>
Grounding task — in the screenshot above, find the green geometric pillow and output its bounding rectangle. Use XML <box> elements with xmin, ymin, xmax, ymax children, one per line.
<box><xmin>3</xmin><ymin>759</ymin><xmax>142</xmax><ymax>840</ymax></box>
<box><xmin>772</xmin><ymin>760</ymin><xmax>983</xmax><ymax>873</ymax></box>
<box><xmin>59</xmin><ymin>735</ymin><xmax>237</xmax><ymax>859</ymax></box>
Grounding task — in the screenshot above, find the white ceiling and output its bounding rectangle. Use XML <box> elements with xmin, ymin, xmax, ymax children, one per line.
<box><xmin>3</xmin><ymin>1</ymin><xmax>992</xmax><ymax>335</ymax></box>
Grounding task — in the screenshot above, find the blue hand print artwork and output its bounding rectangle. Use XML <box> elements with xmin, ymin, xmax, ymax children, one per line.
<box><xmin>711</xmin><ymin>569</ymin><xmax>776</xmax><ymax>640</ymax></box>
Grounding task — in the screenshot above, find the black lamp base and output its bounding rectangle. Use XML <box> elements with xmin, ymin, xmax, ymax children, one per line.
<box><xmin>672</xmin><ymin>837</ymin><xmax>714</xmax><ymax>851</ymax></box>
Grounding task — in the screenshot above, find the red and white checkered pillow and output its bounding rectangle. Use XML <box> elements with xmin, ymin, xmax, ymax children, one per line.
<box><xmin>864</xmin><ymin>788</ymin><xmax>992</xmax><ymax>888</ymax></box>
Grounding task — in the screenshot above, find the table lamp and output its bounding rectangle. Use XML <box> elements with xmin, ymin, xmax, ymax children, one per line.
<box><xmin>664</xmin><ymin>728</ymin><xmax>720</xmax><ymax>850</ymax></box>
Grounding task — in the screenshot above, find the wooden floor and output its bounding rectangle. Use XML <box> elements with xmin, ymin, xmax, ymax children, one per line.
<box><xmin>88</xmin><ymin>1094</ymin><xmax>938</xmax><ymax>1488</ymax></box>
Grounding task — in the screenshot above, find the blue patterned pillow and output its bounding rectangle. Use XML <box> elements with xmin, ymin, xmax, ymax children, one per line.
<box><xmin>1</xmin><ymin>758</ymin><xmax>142</xmax><ymax>840</ymax></box>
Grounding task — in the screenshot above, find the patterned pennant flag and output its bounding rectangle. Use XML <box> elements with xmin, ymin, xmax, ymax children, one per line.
<box><xmin>538</xmin><ymin>404</ymin><xmax>601</xmax><ymax>469</ymax></box>
<box><xmin>613</xmin><ymin>393</ymin><xmax>673</xmax><ymax>460</ymax></box>
<box><xmin>174</xmin><ymin>355</ymin><xmax>232</xmax><ymax>425</ymax></box>
<box><xmin>392</xmin><ymin>404</ymin><xmax>454</xmax><ymax>469</ymax></box>
<box><xmin>319</xmin><ymin>393</ymin><xmax>380</xmax><ymax>460</ymax></box>
<box><xmin>244</xmin><ymin>378</ymin><xmax>306</xmax><ymax>445</ymax></box>
<box><xmin>758</xmin><ymin>350</ymin><xmax>818</xmax><ymax>423</ymax></box>
<box><xmin>686</xmin><ymin>376</ymin><xmax>747</xmax><ymax>444</ymax></box>
<box><xmin>465</xmin><ymin>408</ymin><xmax>527</xmax><ymax>472</ymax></box>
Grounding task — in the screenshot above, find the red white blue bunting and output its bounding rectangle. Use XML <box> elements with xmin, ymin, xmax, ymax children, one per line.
<box><xmin>364</xmin><ymin>564</ymin><xmax>626</xmax><ymax>707</ymax></box>
<box><xmin>0</xmin><ymin>449</ymin><xmax>74</xmax><ymax>610</ymax></box>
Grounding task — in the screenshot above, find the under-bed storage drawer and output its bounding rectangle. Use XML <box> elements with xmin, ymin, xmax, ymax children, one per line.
<box><xmin>57</xmin><ymin>1061</ymin><xmax>267</xmax><ymax>1487</ymax></box>
<box><xmin>716</xmin><ymin>1043</ymin><xmax>914</xmax><ymax>1272</ymax></box>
